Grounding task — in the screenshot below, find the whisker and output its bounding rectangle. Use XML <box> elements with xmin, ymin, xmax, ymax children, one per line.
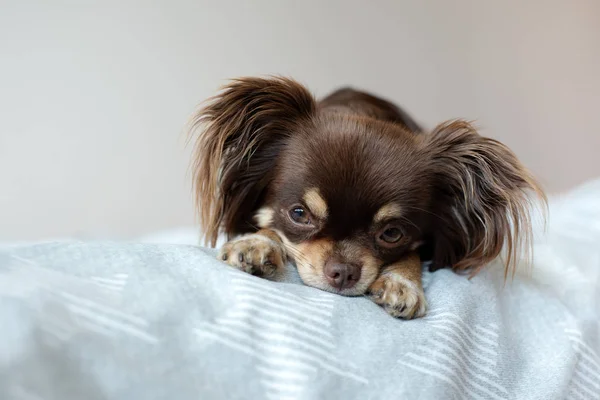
<box><xmin>285</xmin><ymin>246</ymin><xmax>318</xmax><ymax>272</ymax></box>
<box><xmin>402</xmin><ymin>205</ymin><xmax>451</xmax><ymax>225</ymax></box>
<box><xmin>286</xmin><ymin>247</ymin><xmax>311</xmax><ymax>264</ymax></box>
<box><xmin>397</xmin><ymin>215</ymin><xmax>420</xmax><ymax>232</ymax></box>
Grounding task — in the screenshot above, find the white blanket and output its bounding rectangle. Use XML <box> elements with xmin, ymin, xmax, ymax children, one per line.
<box><xmin>0</xmin><ymin>179</ymin><xmax>598</xmax><ymax>400</ymax></box>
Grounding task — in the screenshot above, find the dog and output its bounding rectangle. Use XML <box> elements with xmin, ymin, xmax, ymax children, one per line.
<box><xmin>189</xmin><ymin>76</ymin><xmax>545</xmax><ymax>319</ymax></box>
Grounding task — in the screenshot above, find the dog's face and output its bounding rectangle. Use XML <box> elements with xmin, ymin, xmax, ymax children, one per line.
<box><xmin>191</xmin><ymin>77</ymin><xmax>544</xmax><ymax>295</ymax></box>
<box><xmin>255</xmin><ymin>114</ymin><xmax>431</xmax><ymax>294</ymax></box>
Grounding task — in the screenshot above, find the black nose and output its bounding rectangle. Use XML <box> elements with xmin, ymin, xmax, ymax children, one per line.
<box><xmin>323</xmin><ymin>262</ymin><xmax>361</xmax><ymax>290</ymax></box>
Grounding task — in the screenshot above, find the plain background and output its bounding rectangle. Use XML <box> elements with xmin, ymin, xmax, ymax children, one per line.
<box><xmin>1</xmin><ymin>0</ymin><xmax>599</xmax><ymax>241</ymax></box>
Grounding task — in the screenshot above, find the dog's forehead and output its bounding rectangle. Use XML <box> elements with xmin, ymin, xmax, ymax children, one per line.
<box><xmin>277</xmin><ymin>118</ymin><xmax>426</xmax><ymax>221</ymax></box>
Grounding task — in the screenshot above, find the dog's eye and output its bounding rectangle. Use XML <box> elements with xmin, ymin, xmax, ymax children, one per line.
<box><xmin>289</xmin><ymin>206</ymin><xmax>313</xmax><ymax>226</ymax></box>
<box><xmin>379</xmin><ymin>227</ymin><xmax>403</xmax><ymax>244</ymax></box>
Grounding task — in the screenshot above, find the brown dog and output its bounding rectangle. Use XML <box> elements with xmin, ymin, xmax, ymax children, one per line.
<box><xmin>189</xmin><ymin>77</ymin><xmax>545</xmax><ymax>319</ymax></box>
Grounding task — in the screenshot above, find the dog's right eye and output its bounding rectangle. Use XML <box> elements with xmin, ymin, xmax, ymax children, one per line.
<box><xmin>289</xmin><ymin>206</ymin><xmax>313</xmax><ymax>226</ymax></box>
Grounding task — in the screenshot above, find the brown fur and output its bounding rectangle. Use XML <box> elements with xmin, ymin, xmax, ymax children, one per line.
<box><xmin>191</xmin><ymin>77</ymin><xmax>315</xmax><ymax>247</ymax></box>
<box><xmin>319</xmin><ymin>87</ymin><xmax>423</xmax><ymax>133</ymax></box>
<box><xmin>189</xmin><ymin>76</ymin><xmax>546</xmax><ymax>317</ymax></box>
<box><xmin>422</xmin><ymin>120</ymin><xmax>547</xmax><ymax>278</ymax></box>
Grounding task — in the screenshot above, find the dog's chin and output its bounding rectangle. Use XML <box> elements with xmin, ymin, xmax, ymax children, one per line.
<box><xmin>320</xmin><ymin>285</ymin><xmax>367</xmax><ymax>297</ymax></box>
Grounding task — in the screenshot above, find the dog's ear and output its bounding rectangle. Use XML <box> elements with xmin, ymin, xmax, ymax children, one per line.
<box><xmin>424</xmin><ymin>120</ymin><xmax>546</xmax><ymax>278</ymax></box>
<box><xmin>189</xmin><ymin>77</ymin><xmax>316</xmax><ymax>246</ymax></box>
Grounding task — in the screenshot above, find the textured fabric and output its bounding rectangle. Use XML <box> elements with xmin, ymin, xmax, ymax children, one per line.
<box><xmin>0</xmin><ymin>239</ymin><xmax>598</xmax><ymax>400</ymax></box>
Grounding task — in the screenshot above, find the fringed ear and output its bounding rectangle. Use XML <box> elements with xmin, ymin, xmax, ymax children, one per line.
<box><xmin>425</xmin><ymin>120</ymin><xmax>546</xmax><ymax>279</ymax></box>
<box><xmin>188</xmin><ymin>77</ymin><xmax>316</xmax><ymax>247</ymax></box>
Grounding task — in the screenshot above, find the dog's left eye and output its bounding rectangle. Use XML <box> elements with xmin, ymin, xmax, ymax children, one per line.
<box><xmin>379</xmin><ymin>227</ymin><xmax>403</xmax><ymax>244</ymax></box>
<box><xmin>289</xmin><ymin>206</ymin><xmax>313</xmax><ymax>226</ymax></box>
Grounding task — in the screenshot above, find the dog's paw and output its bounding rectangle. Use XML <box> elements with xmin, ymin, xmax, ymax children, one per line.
<box><xmin>368</xmin><ymin>272</ymin><xmax>427</xmax><ymax>319</ymax></box>
<box><xmin>218</xmin><ymin>234</ymin><xmax>285</xmax><ymax>278</ymax></box>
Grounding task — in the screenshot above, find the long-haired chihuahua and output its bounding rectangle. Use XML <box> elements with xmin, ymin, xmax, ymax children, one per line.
<box><xmin>189</xmin><ymin>76</ymin><xmax>545</xmax><ymax>319</ymax></box>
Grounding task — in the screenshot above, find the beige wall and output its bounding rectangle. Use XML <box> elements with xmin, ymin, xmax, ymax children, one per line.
<box><xmin>1</xmin><ymin>0</ymin><xmax>599</xmax><ymax>241</ymax></box>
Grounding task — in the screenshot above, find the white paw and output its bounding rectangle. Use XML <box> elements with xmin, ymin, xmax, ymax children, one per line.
<box><xmin>368</xmin><ymin>273</ymin><xmax>427</xmax><ymax>319</ymax></box>
<box><xmin>218</xmin><ymin>234</ymin><xmax>285</xmax><ymax>278</ymax></box>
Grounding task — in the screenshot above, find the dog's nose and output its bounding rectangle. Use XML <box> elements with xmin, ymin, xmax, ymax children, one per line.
<box><xmin>323</xmin><ymin>262</ymin><xmax>361</xmax><ymax>290</ymax></box>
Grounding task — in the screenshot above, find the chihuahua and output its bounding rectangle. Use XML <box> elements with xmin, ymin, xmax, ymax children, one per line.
<box><xmin>190</xmin><ymin>77</ymin><xmax>544</xmax><ymax>319</ymax></box>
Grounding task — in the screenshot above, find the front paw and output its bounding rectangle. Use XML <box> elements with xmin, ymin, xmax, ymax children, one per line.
<box><xmin>368</xmin><ymin>273</ymin><xmax>427</xmax><ymax>319</ymax></box>
<box><xmin>218</xmin><ymin>234</ymin><xmax>285</xmax><ymax>278</ymax></box>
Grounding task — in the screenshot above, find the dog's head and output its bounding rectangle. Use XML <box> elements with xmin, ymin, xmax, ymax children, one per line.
<box><xmin>190</xmin><ymin>77</ymin><xmax>545</xmax><ymax>295</ymax></box>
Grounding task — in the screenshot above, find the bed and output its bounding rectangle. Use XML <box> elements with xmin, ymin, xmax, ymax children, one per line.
<box><xmin>1</xmin><ymin>179</ymin><xmax>599</xmax><ymax>400</ymax></box>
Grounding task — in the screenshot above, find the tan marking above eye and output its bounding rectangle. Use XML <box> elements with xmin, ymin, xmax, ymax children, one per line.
<box><xmin>303</xmin><ymin>188</ymin><xmax>328</xmax><ymax>220</ymax></box>
<box><xmin>373</xmin><ymin>203</ymin><xmax>402</xmax><ymax>223</ymax></box>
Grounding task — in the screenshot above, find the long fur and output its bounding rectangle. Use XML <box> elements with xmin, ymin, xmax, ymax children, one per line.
<box><xmin>189</xmin><ymin>76</ymin><xmax>546</xmax><ymax>279</ymax></box>
<box><xmin>190</xmin><ymin>77</ymin><xmax>315</xmax><ymax>246</ymax></box>
<box><xmin>425</xmin><ymin>120</ymin><xmax>547</xmax><ymax>278</ymax></box>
